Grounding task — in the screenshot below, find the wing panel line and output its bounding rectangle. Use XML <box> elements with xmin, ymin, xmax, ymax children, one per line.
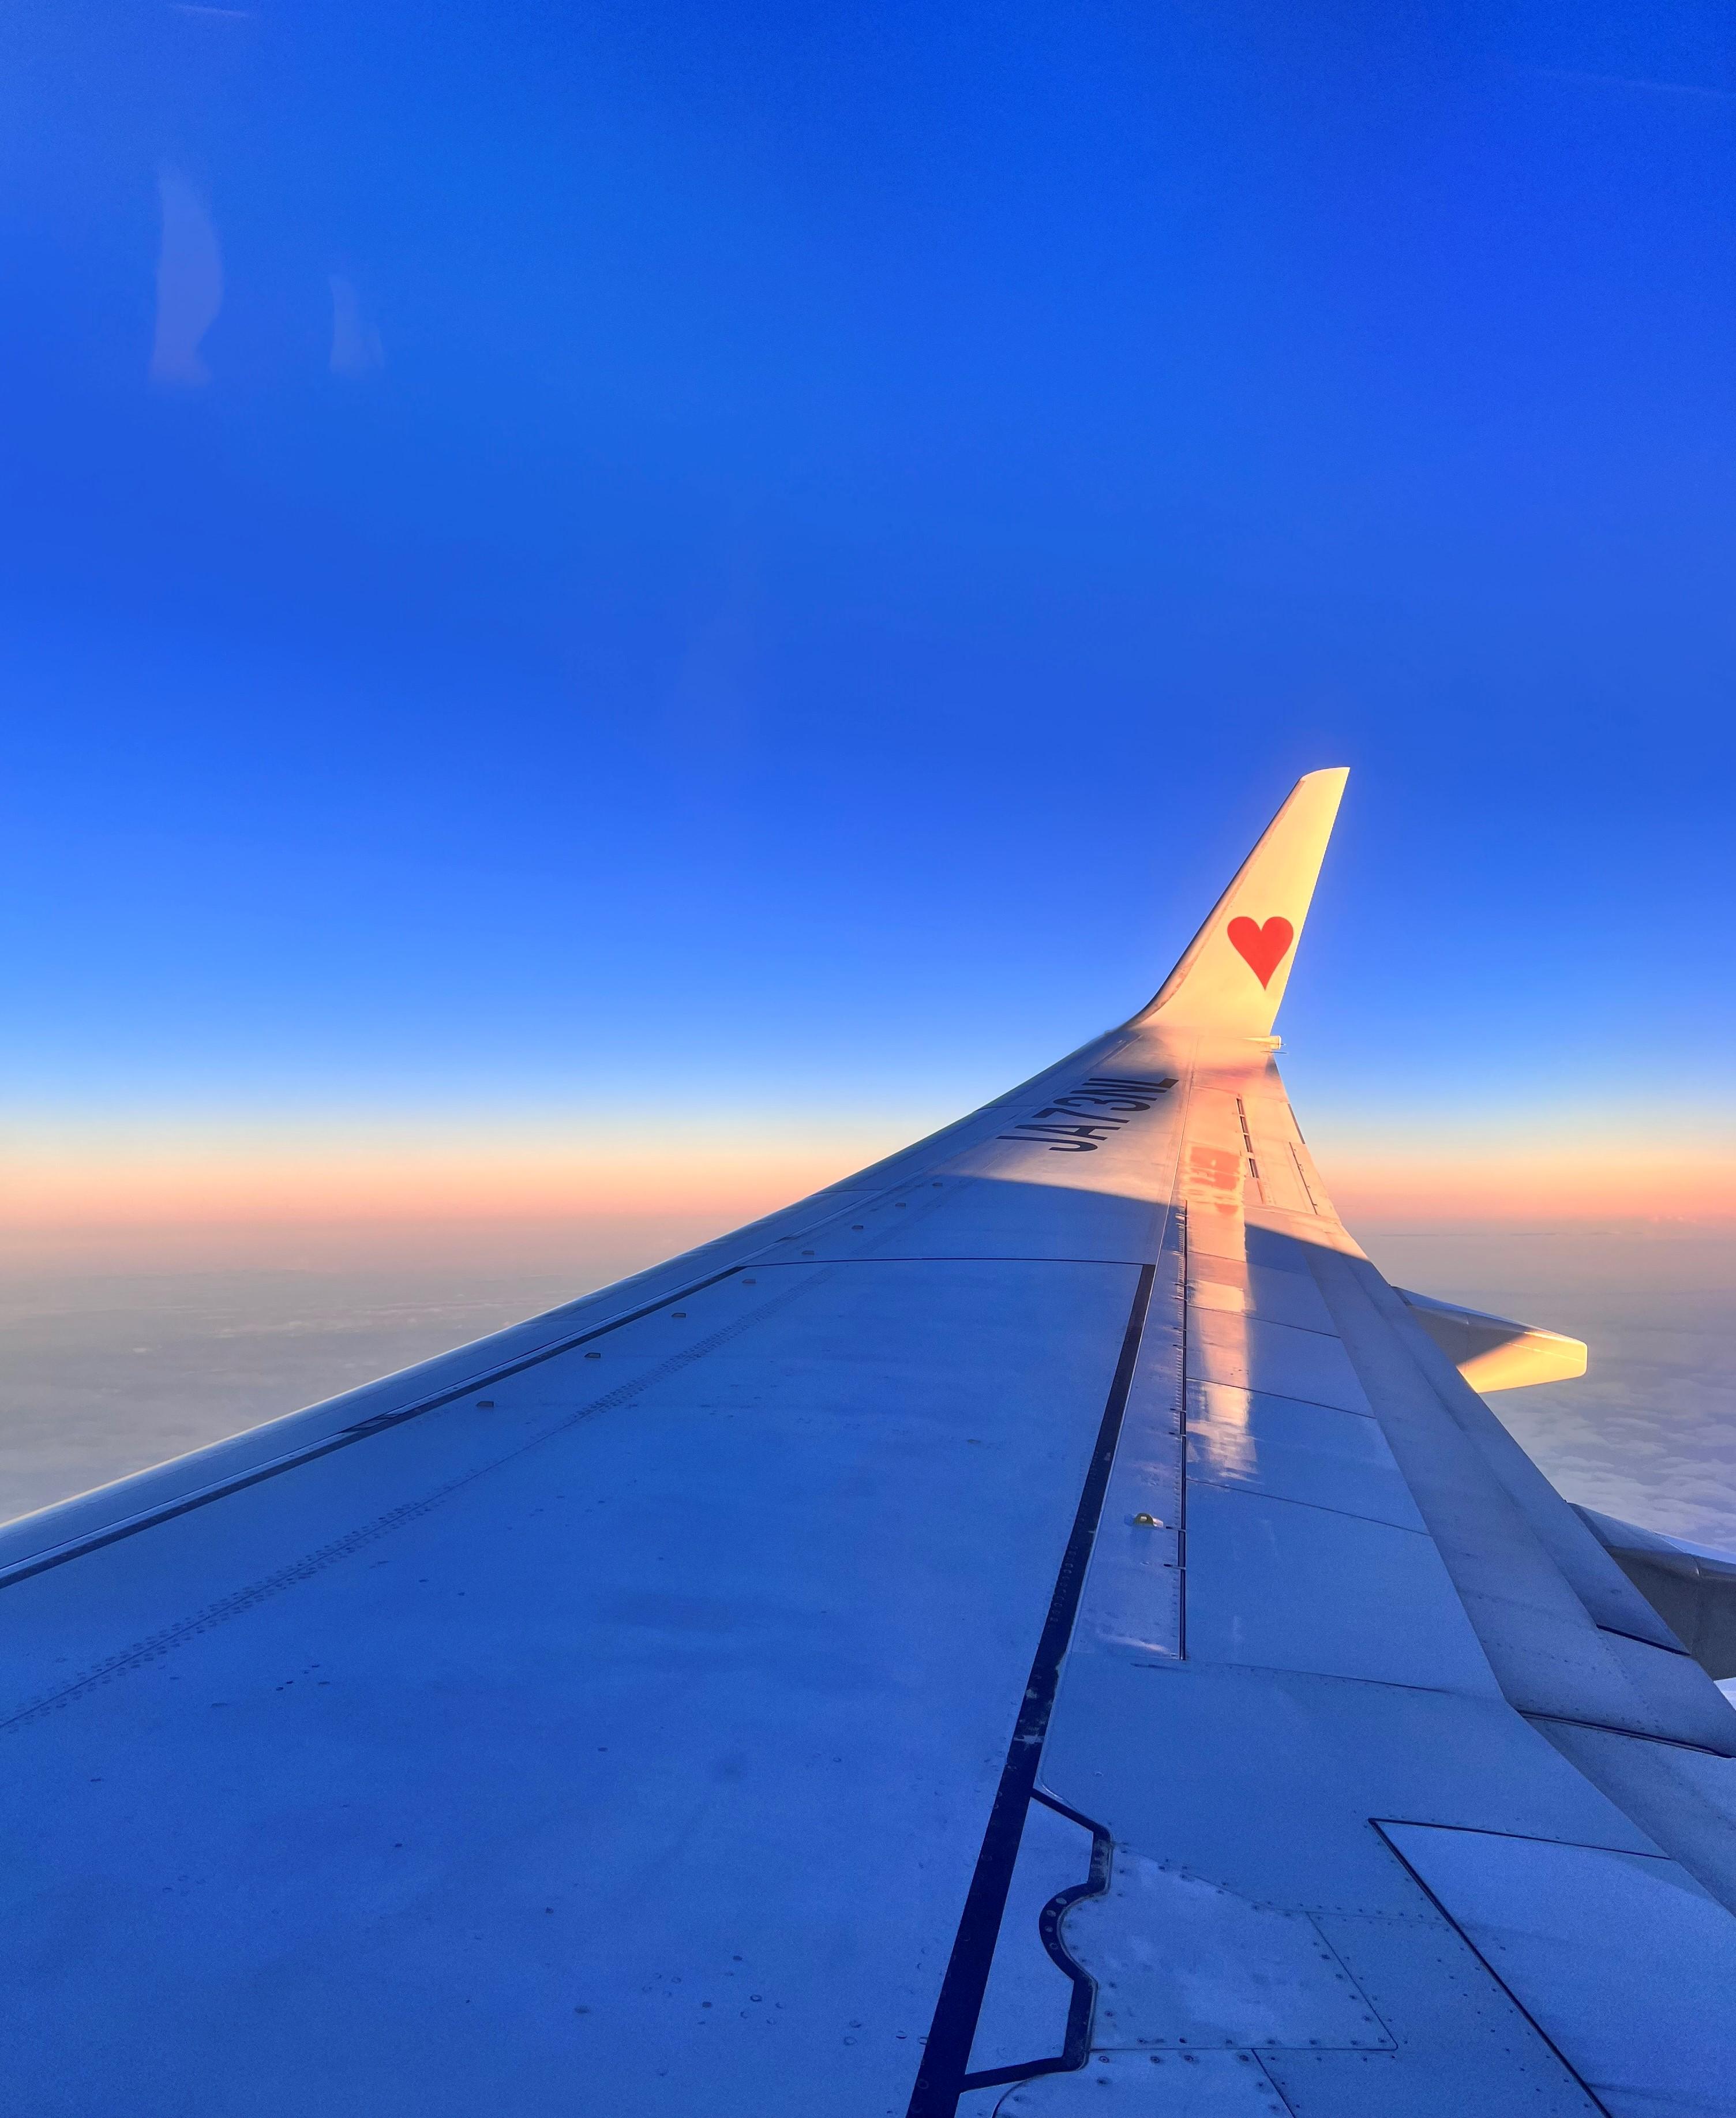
<box><xmin>904</xmin><ymin>1259</ymin><xmax>1160</xmax><ymax>2118</ymax></box>
<box><xmin>0</xmin><ymin>1264</ymin><xmax>752</xmax><ymax>1597</ymax></box>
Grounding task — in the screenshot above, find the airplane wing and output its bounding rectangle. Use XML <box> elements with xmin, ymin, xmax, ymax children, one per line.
<box><xmin>6</xmin><ymin>767</ymin><xmax>1736</xmax><ymax>2118</ymax></box>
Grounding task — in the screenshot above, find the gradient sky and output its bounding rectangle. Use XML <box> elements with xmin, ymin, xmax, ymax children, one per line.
<box><xmin>2</xmin><ymin>0</ymin><xmax>1734</xmax><ymax>1247</ymax></box>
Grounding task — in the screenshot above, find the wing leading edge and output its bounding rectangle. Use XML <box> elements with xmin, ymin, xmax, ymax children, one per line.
<box><xmin>4</xmin><ymin>772</ymin><xmax>1736</xmax><ymax>2118</ymax></box>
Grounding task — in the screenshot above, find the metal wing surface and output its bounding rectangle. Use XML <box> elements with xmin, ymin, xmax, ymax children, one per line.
<box><xmin>6</xmin><ymin>769</ymin><xmax>1736</xmax><ymax>2118</ymax></box>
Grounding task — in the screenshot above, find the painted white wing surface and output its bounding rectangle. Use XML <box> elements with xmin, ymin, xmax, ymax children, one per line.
<box><xmin>5</xmin><ymin>774</ymin><xmax>1736</xmax><ymax>2118</ymax></box>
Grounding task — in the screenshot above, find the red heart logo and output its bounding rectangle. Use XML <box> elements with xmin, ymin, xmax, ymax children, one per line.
<box><xmin>1227</xmin><ymin>914</ymin><xmax>1293</xmax><ymax>988</ymax></box>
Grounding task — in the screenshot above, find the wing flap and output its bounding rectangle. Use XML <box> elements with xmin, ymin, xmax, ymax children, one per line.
<box><xmin>1576</xmin><ymin>1505</ymin><xmax>1736</xmax><ymax>1681</ymax></box>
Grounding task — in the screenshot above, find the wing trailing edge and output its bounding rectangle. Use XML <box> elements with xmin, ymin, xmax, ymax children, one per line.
<box><xmin>1133</xmin><ymin>764</ymin><xmax>1348</xmax><ymax>1036</ymax></box>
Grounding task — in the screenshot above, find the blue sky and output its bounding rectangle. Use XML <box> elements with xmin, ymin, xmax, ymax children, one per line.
<box><xmin>2</xmin><ymin>0</ymin><xmax>1733</xmax><ymax>1230</ymax></box>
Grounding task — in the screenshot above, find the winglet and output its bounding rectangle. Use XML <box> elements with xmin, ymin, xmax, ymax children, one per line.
<box><xmin>1133</xmin><ymin>767</ymin><xmax>1348</xmax><ymax>1036</ymax></box>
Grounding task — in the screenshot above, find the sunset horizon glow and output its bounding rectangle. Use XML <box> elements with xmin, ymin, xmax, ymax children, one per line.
<box><xmin>6</xmin><ymin>1109</ymin><xmax>1731</xmax><ymax>1276</ymax></box>
<box><xmin>5</xmin><ymin>2</ymin><xmax>1732</xmax><ymax>1328</ymax></box>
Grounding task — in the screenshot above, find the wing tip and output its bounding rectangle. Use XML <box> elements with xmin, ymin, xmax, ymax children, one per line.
<box><xmin>1134</xmin><ymin>763</ymin><xmax>1349</xmax><ymax>1033</ymax></box>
